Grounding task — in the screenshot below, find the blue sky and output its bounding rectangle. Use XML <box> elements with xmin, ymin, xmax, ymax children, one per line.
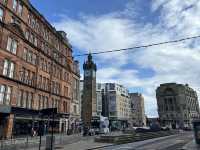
<box><xmin>30</xmin><ymin>0</ymin><xmax>200</xmax><ymax>117</ymax></box>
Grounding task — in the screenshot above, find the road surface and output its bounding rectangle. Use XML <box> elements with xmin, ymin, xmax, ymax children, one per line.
<box><xmin>97</xmin><ymin>131</ymin><xmax>193</xmax><ymax>150</ymax></box>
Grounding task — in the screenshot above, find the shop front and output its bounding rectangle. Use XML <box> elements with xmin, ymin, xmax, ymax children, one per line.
<box><xmin>0</xmin><ymin>105</ymin><xmax>12</xmax><ymax>139</ymax></box>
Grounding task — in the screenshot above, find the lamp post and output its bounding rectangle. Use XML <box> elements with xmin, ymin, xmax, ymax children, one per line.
<box><xmin>48</xmin><ymin>54</ymin><xmax>71</xmax><ymax>150</ymax></box>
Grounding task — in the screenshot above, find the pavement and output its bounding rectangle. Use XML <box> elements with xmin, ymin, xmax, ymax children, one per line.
<box><xmin>0</xmin><ymin>133</ymin><xmax>83</xmax><ymax>150</ymax></box>
<box><xmin>1</xmin><ymin>131</ymin><xmax>195</xmax><ymax>150</ymax></box>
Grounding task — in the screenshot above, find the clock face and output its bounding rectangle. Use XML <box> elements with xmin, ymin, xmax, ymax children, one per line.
<box><xmin>85</xmin><ymin>70</ymin><xmax>91</xmax><ymax>77</ymax></box>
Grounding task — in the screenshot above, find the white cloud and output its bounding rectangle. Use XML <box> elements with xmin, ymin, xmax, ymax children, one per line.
<box><xmin>54</xmin><ymin>0</ymin><xmax>200</xmax><ymax>117</ymax></box>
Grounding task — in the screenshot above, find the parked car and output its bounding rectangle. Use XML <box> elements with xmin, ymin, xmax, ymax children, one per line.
<box><xmin>161</xmin><ymin>126</ymin><xmax>170</xmax><ymax>131</ymax></box>
<box><xmin>183</xmin><ymin>127</ymin><xmax>192</xmax><ymax>131</ymax></box>
<box><xmin>135</xmin><ymin>127</ymin><xmax>151</xmax><ymax>133</ymax></box>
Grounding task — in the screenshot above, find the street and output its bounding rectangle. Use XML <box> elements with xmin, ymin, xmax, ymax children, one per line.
<box><xmin>97</xmin><ymin>132</ymin><xmax>193</xmax><ymax>150</ymax></box>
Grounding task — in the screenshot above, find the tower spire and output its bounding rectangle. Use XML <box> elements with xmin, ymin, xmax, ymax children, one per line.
<box><xmin>88</xmin><ymin>52</ymin><xmax>92</xmax><ymax>62</ymax></box>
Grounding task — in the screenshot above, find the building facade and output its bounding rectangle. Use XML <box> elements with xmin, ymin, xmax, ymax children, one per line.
<box><xmin>156</xmin><ymin>83</ymin><xmax>200</xmax><ymax>129</ymax></box>
<box><xmin>82</xmin><ymin>54</ymin><xmax>97</xmax><ymax>129</ymax></box>
<box><xmin>103</xmin><ymin>83</ymin><xmax>131</xmax><ymax>130</ymax></box>
<box><xmin>0</xmin><ymin>0</ymin><xmax>74</xmax><ymax>138</ymax></box>
<box><xmin>129</xmin><ymin>93</ymin><xmax>146</xmax><ymax>127</ymax></box>
<box><xmin>69</xmin><ymin>60</ymin><xmax>80</xmax><ymax>134</ymax></box>
<box><xmin>96</xmin><ymin>83</ymin><xmax>104</xmax><ymax>116</ymax></box>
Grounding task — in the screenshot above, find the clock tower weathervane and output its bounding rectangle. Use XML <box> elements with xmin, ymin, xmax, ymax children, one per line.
<box><xmin>82</xmin><ymin>53</ymin><xmax>97</xmax><ymax>133</ymax></box>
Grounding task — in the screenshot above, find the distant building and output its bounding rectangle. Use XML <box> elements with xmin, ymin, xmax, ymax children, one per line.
<box><xmin>96</xmin><ymin>83</ymin><xmax>105</xmax><ymax>116</ymax></box>
<box><xmin>156</xmin><ymin>83</ymin><xmax>200</xmax><ymax>129</ymax></box>
<box><xmin>129</xmin><ymin>93</ymin><xmax>146</xmax><ymax>126</ymax></box>
<box><xmin>102</xmin><ymin>83</ymin><xmax>131</xmax><ymax>130</ymax></box>
<box><xmin>70</xmin><ymin>60</ymin><xmax>81</xmax><ymax>133</ymax></box>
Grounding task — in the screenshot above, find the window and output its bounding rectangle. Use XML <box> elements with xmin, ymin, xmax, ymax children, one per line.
<box><xmin>23</xmin><ymin>48</ymin><xmax>27</xmax><ymax>60</ymax></box>
<box><xmin>74</xmin><ymin>105</ymin><xmax>77</xmax><ymax>114</ymax></box>
<box><xmin>6</xmin><ymin>37</ymin><xmax>17</xmax><ymax>54</ymax></box>
<box><xmin>38</xmin><ymin>75</ymin><xmax>42</xmax><ymax>89</ymax></box>
<box><xmin>0</xmin><ymin>85</ymin><xmax>12</xmax><ymax>105</ymax></box>
<box><xmin>29</xmin><ymin>33</ymin><xmax>33</xmax><ymax>43</ymax></box>
<box><xmin>3</xmin><ymin>59</ymin><xmax>15</xmax><ymax>78</ymax></box>
<box><xmin>64</xmin><ymin>86</ymin><xmax>69</xmax><ymax>97</ymax></box>
<box><xmin>64</xmin><ymin>101</ymin><xmax>68</xmax><ymax>113</ymax></box>
<box><xmin>24</xmin><ymin>69</ymin><xmax>29</xmax><ymax>84</ymax></box>
<box><xmin>39</xmin><ymin>95</ymin><xmax>43</xmax><ymax>110</ymax></box>
<box><xmin>42</xmin><ymin>77</ymin><xmax>46</xmax><ymax>90</ymax></box>
<box><xmin>23</xmin><ymin>48</ymin><xmax>37</xmax><ymax>65</ymax></box>
<box><xmin>12</xmin><ymin>0</ymin><xmax>23</xmax><ymax>15</ymax></box>
<box><xmin>43</xmin><ymin>96</ymin><xmax>48</xmax><ymax>109</ymax></box>
<box><xmin>27</xmin><ymin>51</ymin><xmax>32</xmax><ymax>63</ymax></box>
<box><xmin>46</xmin><ymin>78</ymin><xmax>49</xmax><ymax>91</ymax></box>
<box><xmin>31</xmin><ymin>72</ymin><xmax>35</xmax><ymax>86</ymax></box>
<box><xmin>12</xmin><ymin>0</ymin><xmax>17</xmax><ymax>11</ymax></box>
<box><xmin>40</xmin><ymin>58</ymin><xmax>44</xmax><ymax>69</ymax></box>
<box><xmin>0</xmin><ymin>8</ymin><xmax>3</xmax><ymax>21</ymax></box>
<box><xmin>17</xmin><ymin>2</ymin><xmax>23</xmax><ymax>16</ymax></box>
<box><xmin>34</xmin><ymin>36</ymin><xmax>37</xmax><ymax>46</ymax></box>
<box><xmin>22</xmin><ymin>91</ymin><xmax>28</xmax><ymax>108</ymax></box>
<box><xmin>27</xmin><ymin>93</ymin><xmax>33</xmax><ymax>109</ymax></box>
<box><xmin>17</xmin><ymin>90</ymin><xmax>22</xmax><ymax>107</ymax></box>
<box><xmin>32</xmin><ymin>53</ymin><xmax>36</xmax><ymax>65</ymax></box>
<box><xmin>25</xmin><ymin>31</ymin><xmax>29</xmax><ymax>40</ymax></box>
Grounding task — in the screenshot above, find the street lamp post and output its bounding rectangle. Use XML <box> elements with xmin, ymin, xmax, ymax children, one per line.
<box><xmin>50</xmin><ymin>108</ymin><xmax>55</xmax><ymax>150</ymax></box>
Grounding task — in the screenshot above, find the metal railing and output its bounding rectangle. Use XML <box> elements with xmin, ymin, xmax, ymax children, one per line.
<box><xmin>0</xmin><ymin>133</ymin><xmax>68</xmax><ymax>150</ymax></box>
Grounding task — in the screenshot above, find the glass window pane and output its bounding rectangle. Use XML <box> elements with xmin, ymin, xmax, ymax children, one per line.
<box><xmin>25</xmin><ymin>31</ymin><xmax>29</xmax><ymax>40</ymax></box>
<box><xmin>0</xmin><ymin>8</ymin><xmax>3</xmax><ymax>21</ymax></box>
<box><xmin>5</xmin><ymin>86</ymin><xmax>11</xmax><ymax>105</ymax></box>
<box><xmin>23</xmin><ymin>91</ymin><xmax>27</xmax><ymax>108</ymax></box>
<box><xmin>9</xmin><ymin>62</ymin><xmax>15</xmax><ymax>78</ymax></box>
<box><xmin>0</xmin><ymin>85</ymin><xmax>5</xmax><ymax>104</ymax></box>
<box><xmin>17</xmin><ymin>90</ymin><xmax>22</xmax><ymax>107</ymax></box>
<box><xmin>23</xmin><ymin>48</ymin><xmax>27</xmax><ymax>60</ymax></box>
<box><xmin>6</xmin><ymin>37</ymin><xmax>12</xmax><ymax>51</ymax></box>
<box><xmin>13</xmin><ymin>0</ymin><xmax>17</xmax><ymax>11</ymax></box>
<box><xmin>18</xmin><ymin>3</ymin><xmax>23</xmax><ymax>15</ymax></box>
<box><xmin>3</xmin><ymin>59</ymin><xmax>9</xmax><ymax>76</ymax></box>
<box><xmin>12</xmin><ymin>40</ymin><xmax>17</xmax><ymax>54</ymax></box>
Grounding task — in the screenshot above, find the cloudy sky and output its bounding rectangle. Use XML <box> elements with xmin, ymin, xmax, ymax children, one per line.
<box><xmin>30</xmin><ymin>0</ymin><xmax>200</xmax><ymax>117</ymax></box>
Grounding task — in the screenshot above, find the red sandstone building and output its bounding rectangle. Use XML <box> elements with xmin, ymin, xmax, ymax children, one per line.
<box><xmin>0</xmin><ymin>0</ymin><xmax>76</xmax><ymax>138</ymax></box>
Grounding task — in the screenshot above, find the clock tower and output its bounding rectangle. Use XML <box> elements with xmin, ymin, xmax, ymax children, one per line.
<box><xmin>82</xmin><ymin>53</ymin><xmax>97</xmax><ymax>130</ymax></box>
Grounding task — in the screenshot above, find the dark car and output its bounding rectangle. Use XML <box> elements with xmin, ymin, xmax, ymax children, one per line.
<box><xmin>183</xmin><ymin>127</ymin><xmax>192</xmax><ymax>131</ymax></box>
<box><xmin>161</xmin><ymin>126</ymin><xmax>170</xmax><ymax>131</ymax></box>
<box><xmin>135</xmin><ymin>127</ymin><xmax>151</xmax><ymax>133</ymax></box>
